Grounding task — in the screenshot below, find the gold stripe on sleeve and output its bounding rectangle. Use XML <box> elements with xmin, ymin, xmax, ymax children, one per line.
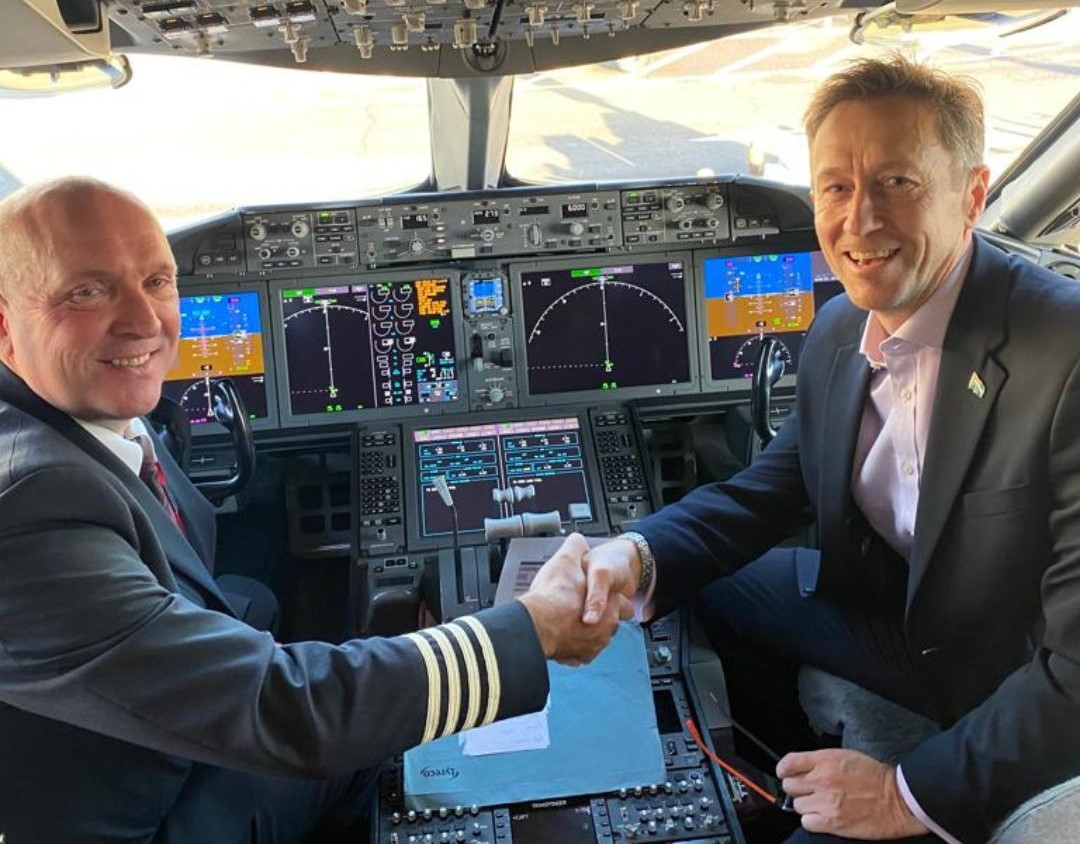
<box><xmin>403</xmin><ymin>631</ymin><xmax>442</xmax><ymax>744</ymax></box>
<box><xmin>456</xmin><ymin>615</ymin><xmax>501</xmax><ymax>726</ymax></box>
<box><xmin>427</xmin><ymin>627</ymin><xmax>462</xmax><ymax>739</ymax></box>
<box><xmin>444</xmin><ymin>623</ymin><xmax>482</xmax><ymax>731</ymax></box>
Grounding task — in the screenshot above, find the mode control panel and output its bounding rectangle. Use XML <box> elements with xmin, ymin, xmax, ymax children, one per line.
<box><xmin>621</xmin><ymin>184</ymin><xmax>730</xmax><ymax>248</ymax></box>
<box><xmin>243</xmin><ymin>208</ymin><xmax>360</xmax><ymax>272</ymax></box>
<box><xmin>182</xmin><ymin>179</ymin><xmax>812</xmax><ymax>280</ymax></box>
<box><xmin>590</xmin><ymin>406</ymin><xmax>654</xmax><ymax>533</ymax></box>
<box><xmin>356</xmin><ymin>191</ymin><xmax>623</xmax><ymax>267</ymax></box>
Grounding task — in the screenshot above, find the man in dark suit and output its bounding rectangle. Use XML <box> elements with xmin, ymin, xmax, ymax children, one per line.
<box><xmin>0</xmin><ymin>177</ymin><xmax>629</xmax><ymax>841</ymax></box>
<box><xmin>581</xmin><ymin>57</ymin><xmax>1080</xmax><ymax>842</ymax></box>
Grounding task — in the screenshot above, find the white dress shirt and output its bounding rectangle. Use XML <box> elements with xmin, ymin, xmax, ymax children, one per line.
<box><xmin>74</xmin><ymin>417</ymin><xmax>150</xmax><ymax>478</ymax></box>
<box><xmin>850</xmin><ymin>243</ymin><xmax>973</xmax><ymax>844</ymax></box>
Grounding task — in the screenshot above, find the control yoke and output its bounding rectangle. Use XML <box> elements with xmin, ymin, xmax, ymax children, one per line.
<box><xmin>195</xmin><ymin>379</ymin><xmax>257</xmax><ymax>505</ymax></box>
<box><xmin>750</xmin><ymin>335</ymin><xmax>786</xmax><ymax>447</ymax></box>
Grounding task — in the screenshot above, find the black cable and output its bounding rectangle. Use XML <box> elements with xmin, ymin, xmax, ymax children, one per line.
<box><xmin>487</xmin><ymin>0</ymin><xmax>507</xmax><ymax>41</ymax></box>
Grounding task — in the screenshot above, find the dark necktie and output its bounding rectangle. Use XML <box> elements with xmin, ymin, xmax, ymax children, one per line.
<box><xmin>131</xmin><ymin>432</ymin><xmax>186</xmax><ymax>534</ymax></box>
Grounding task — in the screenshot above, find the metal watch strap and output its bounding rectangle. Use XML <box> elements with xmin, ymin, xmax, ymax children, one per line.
<box><xmin>617</xmin><ymin>531</ymin><xmax>655</xmax><ymax>595</ymax></box>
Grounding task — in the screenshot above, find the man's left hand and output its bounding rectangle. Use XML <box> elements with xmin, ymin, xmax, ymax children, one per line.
<box><xmin>777</xmin><ymin>748</ymin><xmax>929</xmax><ymax>839</ymax></box>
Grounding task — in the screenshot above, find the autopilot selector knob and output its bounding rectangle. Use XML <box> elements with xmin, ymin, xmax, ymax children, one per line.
<box><xmin>705</xmin><ymin>192</ymin><xmax>724</xmax><ymax>210</ymax></box>
<box><xmin>666</xmin><ymin>195</ymin><xmax>685</xmax><ymax>213</ymax></box>
<box><xmin>567</xmin><ymin>220</ymin><xmax>585</xmax><ymax>237</ymax></box>
<box><xmin>487</xmin><ymin>386</ymin><xmax>505</xmax><ymax>403</ymax></box>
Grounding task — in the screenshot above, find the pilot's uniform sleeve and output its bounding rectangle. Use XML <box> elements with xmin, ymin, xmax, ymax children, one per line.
<box><xmin>0</xmin><ymin>462</ymin><xmax>550</xmax><ymax>778</ymax></box>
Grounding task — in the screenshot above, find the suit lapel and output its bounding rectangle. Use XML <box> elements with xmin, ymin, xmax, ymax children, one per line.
<box><xmin>909</xmin><ymin>237</ymin><xmax>1010</xmax><ymax>600</ymax></box>
<box><xmin>817</xmin><ymin>327</ymin><xmax>872</xmax><ymax>589</ymax></box>
<box><xmin>137</xmin><ymin>427</ymin><xmax>234</xmax><ymax>611</ymax></box>
<box><xmin>0</xmin><ymin>364</ymin><xmax>234</xmax><ymax>614</ymax></box>
<box><xmin>820</xmin><ymin>344</ymin><xmax>872</xmax><ymax>517</ymax></box>
<box><xmin>152</xmin><ymin>426</ymin><xmax>216</xmax><ymax>567</ymax></box>
<box><xmin>132</xmin><ymin>479</ymin><xmax>232</xmax><ymax>609</ymax></box>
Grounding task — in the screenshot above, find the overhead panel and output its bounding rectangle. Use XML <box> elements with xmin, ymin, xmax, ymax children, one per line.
<box><xmin>97</xmin><ymin>0</ymin><xmax>861</xmax><ymax>75</ymax></box>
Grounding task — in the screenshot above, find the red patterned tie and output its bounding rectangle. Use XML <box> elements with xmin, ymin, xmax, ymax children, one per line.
<box><xmin>132</xmin><ymin>433</ymin><xmax>186</xmax><ymax>534</ymax></box>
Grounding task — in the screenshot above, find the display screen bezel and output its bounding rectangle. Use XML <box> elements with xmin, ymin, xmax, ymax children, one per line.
<box><xmin>508</xmin><ymin>796</ymin><xmax>598</xmax><ymax>843</ymax></box>
<box><xmin>165</xmin><ymin>280</ymin><xmax>279</xmax><ymax>437</ymax></box>
<box><xmin>402</xmin><ymin>408</ymin><xmax>610</xmax><ymax>551</ymax></box>
<box><xmin>695</xmin><ymin>235</ymin><xmax>843</xmax><ymax>394</ymax></box>
<box><xmin>268</xmin><ymin>270</ymin><xmax>468</xmax><ymax>428</ymax></box>
<box><xmin>509</xmin><ymin>252</ymin><xmax>700</xmax><ymax>407</ymax></box>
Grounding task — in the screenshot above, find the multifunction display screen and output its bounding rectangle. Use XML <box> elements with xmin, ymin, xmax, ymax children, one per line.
<box><xmin>702</xmin><ymin>250</ymin><xmax>844</xmax><ymax>382</ymax></box>
<box><xmin>413</xmin><ymin>417</ymin><xmax>592</xmax><ymax>538</ymax></box>
<box><xmin>278</xmin><ymin>278</ymin><xmax>459</xmax><ymax>416</ymax></box>
<box><xmin>163</xmin><ymin>291</ymin><xmax>269</xmax><ymax>426</ymax></box>
<box><xmin>519</xmin><ymin>261</ymin><xmax>691</xmax><ymax>396</ymax></box>
<box><xmin>509</xmin><ymin>798</ymin><xmax>596</xmax><ymax>843</ymax></box>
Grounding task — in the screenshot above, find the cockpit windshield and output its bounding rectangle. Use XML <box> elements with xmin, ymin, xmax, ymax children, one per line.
<box><xmin>506</xmin><ymin>16</ymin><xmax>1080</xmax><ymax>196</ymax></box>
<box><xmin>0</xmin><ymin>55</ymin><xmax>431</xmax><ymax>228</ymax></box>
<box><xmin>0</xmin><ymin>12</ymin><xmax>1077</xmax><ymax>238</ymax></box>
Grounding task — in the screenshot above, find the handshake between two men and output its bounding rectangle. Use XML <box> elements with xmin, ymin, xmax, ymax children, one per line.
<box><xmin>517</xmin><ymin>533</ymin><xmax>646</xmax><ymax>666</ymax></box>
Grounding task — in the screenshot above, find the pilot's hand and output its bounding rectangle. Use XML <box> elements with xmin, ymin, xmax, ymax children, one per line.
<box><xmin>518</xmin><ymin>533</ymin><xmax>632</xmax><ymax>665</ymax></box>
<box><xmin>581</xmin><ymin>538</ymin><xmax>641</xmax><ymax>626</ymax></box>
<box><xmin>777</xmin><ymin>748</ymin><xmax>929</xmax><ymax>839</ymax></box>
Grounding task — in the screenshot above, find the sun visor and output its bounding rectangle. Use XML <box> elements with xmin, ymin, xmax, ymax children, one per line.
<box><xmin>0</xmin><ymin>0</ymin><xmax>110</xmax><ymax>68</ymax></box>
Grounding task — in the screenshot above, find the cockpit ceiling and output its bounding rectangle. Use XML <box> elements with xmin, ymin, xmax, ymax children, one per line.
<box><xmin>103</xmin><ymin>0</ymin><xmax>869</xmax><ymax>76</ymax></box>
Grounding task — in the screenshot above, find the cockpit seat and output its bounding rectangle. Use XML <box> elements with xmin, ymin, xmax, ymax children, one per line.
<box><xmin>797</xmin><ymin>666</ymin><xmax>1080</xmax><ymax>843</ymax></box>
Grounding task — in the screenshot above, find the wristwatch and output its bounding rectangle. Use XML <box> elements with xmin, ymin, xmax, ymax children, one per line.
<box><xmin>617</xmin><ymin>531</ymin><xmax>655</xmax><ymax>595</ymax></box>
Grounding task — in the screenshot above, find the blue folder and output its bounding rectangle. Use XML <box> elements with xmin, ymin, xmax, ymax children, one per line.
<box><xmin>403</xmin><ymin>622</ymin><xmax>665</xmax><ymax>809</ymax></box>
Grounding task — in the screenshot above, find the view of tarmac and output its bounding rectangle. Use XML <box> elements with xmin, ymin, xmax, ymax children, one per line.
<box><xmin>0</xmin><ymin>11</ymin><xmax>1076</xmax><ymax>235</ymax></box>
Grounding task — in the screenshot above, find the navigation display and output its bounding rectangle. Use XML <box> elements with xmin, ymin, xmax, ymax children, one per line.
<box><xmin>412</xmin><ymin>417</ymin><xmax>593</xmax><ymax>538</ymax></box>
<box><xmin>518</xmin><ymin>259</ymin><xmax>692</xmax><ymax>397</ymax></box>
<box><xmin>702</xmin><ymin>250</ymin><xmax>844</xmax><ymax>382</ymax></box>
<box><xmin>163</xmin><ymin>290</ymin><xmax>270</xmax><ymax>427</ymax></box>
<box><xmin>277</xmin><ymin>276</ymin><xmax>460</xmax><ymax>417</ymax></box>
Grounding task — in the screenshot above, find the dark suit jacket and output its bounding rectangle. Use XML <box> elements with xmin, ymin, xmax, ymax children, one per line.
<box><xmin>0</xmin><ymin>365</ymin><xmax>548</xmax><ymax>841</ymax></box>
<box><xmin>637</xmin><ymin>235</ymin><xmax>1080</xmax><ymax>842</ymax></box>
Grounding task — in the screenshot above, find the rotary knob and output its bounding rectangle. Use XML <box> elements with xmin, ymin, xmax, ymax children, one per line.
<box><xmin>666</xmin><ymin>195</ymin><xmax>685</xmax><ymax>213</ymax></box>
<box><xmin>249</xmin><ymin>222</ymin><xmax>267</xmax><ymax>241</ymax></box>
<box><xmin>705</xmin><ymin>192</ymin><xmax>724</xmax><ymax>210</ymax></box>
<box><xmin>410</xmin><ymin>240</ymin><xmax>425</xmax><ymax>254</ymax></box>
<box><xmin>291</xmin><ymin>219</ymin><xmax>310</xmax><ymax>238</ymax></box>
<box><xmin>487</xmin><ymin>386</ymin><xmax>505</xmax><ymax>403</ymax></box>
<box><xmin>567</xmin><ymin>221</ymin><xmax>585</xmax><ymax>237</ymax></box>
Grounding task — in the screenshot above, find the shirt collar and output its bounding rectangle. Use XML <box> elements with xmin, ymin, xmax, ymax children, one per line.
<box><xmin>73</xmin><ymin>417</ymin><xmax>148</xmax><ymax>477</ymax></box>
<box><xmin>859</xmin><ymin>240</ymin><xmax>974</xmax><ymax>368</ymax></box>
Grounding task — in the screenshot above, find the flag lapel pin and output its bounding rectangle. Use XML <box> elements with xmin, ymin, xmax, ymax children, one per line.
<box><xmin>968</xmin><ymin>371</ymin><xmax>986</xmax><ymax>399</ymax></box>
